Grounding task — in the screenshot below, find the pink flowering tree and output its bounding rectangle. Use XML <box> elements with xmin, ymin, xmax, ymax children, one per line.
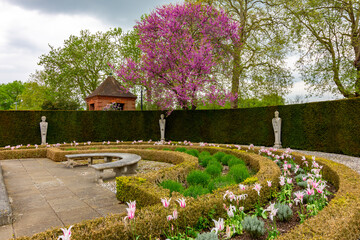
<box><xmin>114</xmin><ymin>3</ymin><xmax>241</xmax><ymax>110</ymax></box>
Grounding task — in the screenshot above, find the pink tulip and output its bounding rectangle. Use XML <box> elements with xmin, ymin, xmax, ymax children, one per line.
<box><xmin>161</xmin><ymin>198</ymin><xmax>171</xmax><ymax>208</ymax></box>
<box><xmin>176</xmin><ymin>198</ymin><xmax>186</xmax><ymax>208</ymax></box>
<box><xmin>267</xmin><ymin>180</ymin><xmax>272</xmax><ymax>187</ymax></box>
<box><xmin>253</xmin><ymin>183</ymin><xmax>262</xmax><ymax>196</ymax></box>
<box><xmin>172</xmin><ymin>209</ymin><xmax>178</xmax><ymax>220</ymax></box>
<box><xmin>58</xmin><ymin>225</ymin><xmax>73</xmax><ymax>240</ymax></box>
<box><xmin>211</xmin><ymin>218</ymin><xmax>224</xmax><ymax>233</ymax></box>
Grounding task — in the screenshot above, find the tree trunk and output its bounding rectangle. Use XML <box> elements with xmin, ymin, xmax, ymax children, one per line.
<box><xmin>230</xmin><ymin>44</ymin><xmax>241</xmax><ymax>109</ymax></box>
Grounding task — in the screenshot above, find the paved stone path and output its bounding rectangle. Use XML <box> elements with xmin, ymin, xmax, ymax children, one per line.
<box><xmin>292</xmin><ymin>149</ymin><xmax>360</xmax><ymax>174</ymax></box>
<box><xmin>0</xmin><ymin>158</ymin><xmax>126</xmax><ymax>240</ymax></box>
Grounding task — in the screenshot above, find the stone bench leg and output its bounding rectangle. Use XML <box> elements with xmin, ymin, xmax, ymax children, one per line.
<box><xmin>113</xmin><ymin>167</ymin><xmax>126</xmax><ymax>177</ymax></box>
<box><xmin>88</xmin><ymin>157</ymin><xmax>93</xmax><ymax>165</ymax></box>
<box><xmin>126</xmin><ymin>163</ymin><xmax>138</xmax><ymax>174</ymax></box>
<box><xmin>104</xmin><ymin>157</ymin><xmax>112</xmax><ymax>163</ymax></box>
<box><xmin>66</xmin><ymin>159</ymin><xmax>75</xmax><ymax>168</ymax></box>
<box><xmin>95</xmin><ymin>169</ymin><xmax>104</xmax><ymax>183</ymax></box>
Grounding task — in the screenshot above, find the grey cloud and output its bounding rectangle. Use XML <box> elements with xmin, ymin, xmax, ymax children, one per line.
<box><xmin>6</xmin><ymin>0</ymin><xmax>183</xmax><ymax>26</ymax></box>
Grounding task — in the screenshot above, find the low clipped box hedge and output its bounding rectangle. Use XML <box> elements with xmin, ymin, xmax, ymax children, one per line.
<box><xmin>7</xmin><ymin>143</ymin><xmax>360</xmax><ymax>240</ymax></box>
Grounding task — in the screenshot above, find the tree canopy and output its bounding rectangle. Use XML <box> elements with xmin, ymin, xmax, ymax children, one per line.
<box><xmin>115</xmin><ymin>2</ymin><xmax>241</xmax><ymax>110</ymax></box>
<box><xmin>279</xmin><ymin>0</ymin><xmax>360</xmax><ymax>98</ymax></box>
<box><xmin>38</xmin><ymin>28</ymin><xmax>124</xmax><ymax>103</ymax></box>
<box><xmin>187</xmin><ymin>0</ymin><xmax>294</xmax><ymax>108</ymax></box>
<box><xmin>0</xmin><ymin>81</ymin><xmax>25</xmax><ymax>110</ymax></box>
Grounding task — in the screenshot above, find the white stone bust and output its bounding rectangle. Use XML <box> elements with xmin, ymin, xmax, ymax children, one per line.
<box><xmin>272</xmin><ymin>111</ymin><xmax>282</xmax><ymax>148</ymax></box>
<box><xmin>159</xmin><ymin>114</ymin><xmax>166</xmax><ymax>141</ymax></box>
<box><xmin>40</xmin><ymin>116</ymin><xmax>48</xmax><ymax>145</ymax></box>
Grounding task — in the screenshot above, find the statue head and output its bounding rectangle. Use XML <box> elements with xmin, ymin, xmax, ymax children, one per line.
<box><xmin>274</xmin><ymin>111</ymin><xmax>279</xmax><ymax>118</ymax></box>
<box><xmin>160</xmin><ymin>114</ymin><xmax>164</xmax><ymax>120</ymax></box>
<box><xmin>41</xmin><ymin>116</ymin><xmax>46</xmax><ymax>122</ymax></box>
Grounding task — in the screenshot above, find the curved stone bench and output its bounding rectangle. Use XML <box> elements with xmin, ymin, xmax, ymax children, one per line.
<box><xmin>65</xmin><ymin>152</ymin><xmax>131</xmax><ymax>168</ymax></box>
<box><xmin>69</xmin><ymin>153</ymin><xmax>142</xmax><ymax>183</ymax></box>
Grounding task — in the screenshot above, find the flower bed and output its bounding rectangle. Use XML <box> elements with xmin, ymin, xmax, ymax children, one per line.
<box><xmin>4</xmin><ymin>143</ymin><xmax>360</xmax><ymax>240</ymax></box>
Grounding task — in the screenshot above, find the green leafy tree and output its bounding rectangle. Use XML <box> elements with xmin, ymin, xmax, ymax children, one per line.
<box><xmin>38</xmin><ymin>28</ymin><xmax>124</xmax><ymax>102</ymax></box>
<box><xmin>0</xmin><ymin>81</ymin><xmax>25</xmax><ymax>110</ymax></box>
<box><xmin>279</xmin><ymin>0</ymin><xmax>360</xmax><ymax>98</ymax></box>
<box><xmin>19</xmin><ymin>70</ymin><xmax>82</xmax><ymax>110</ymax></box>
<box><xmin>187</xmin><ymin>0</ymin><xmax>293</xmax><ymax>108</ymax></box>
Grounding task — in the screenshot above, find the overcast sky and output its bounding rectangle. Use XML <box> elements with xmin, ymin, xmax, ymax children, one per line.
<box><xmin>0</xmin><ymin>0</ymin><xmax>341</xmax><ymax>102</ymax></box>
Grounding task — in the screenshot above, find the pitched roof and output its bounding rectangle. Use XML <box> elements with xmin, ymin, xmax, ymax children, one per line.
<box><xmin>85</xmin><ymin>75</ymin><xmax>137</xmax><ymax>99</ymax></box>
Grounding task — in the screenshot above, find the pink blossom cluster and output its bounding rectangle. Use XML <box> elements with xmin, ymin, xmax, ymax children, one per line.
<box><xmin>114</xmin><ymin>3</ymin><xmax>241</xmax><ymax>111</ymax></box>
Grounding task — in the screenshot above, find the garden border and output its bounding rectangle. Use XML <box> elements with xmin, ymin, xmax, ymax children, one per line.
<box><xmin>3</xmin><ymin>143</ymin><xmax>360</xmax><ymax>240</ymax></box>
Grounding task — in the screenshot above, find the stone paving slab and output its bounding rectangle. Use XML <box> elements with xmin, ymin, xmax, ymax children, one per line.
<box><xmin>0</xmin><ymin>164</ymin><xmax>12</xmax><ymax>226</ymax></box>
<box><xmin>0</xmin><ymin>158</ymin><xmax>126</xmax><ymax>239</ymax></box>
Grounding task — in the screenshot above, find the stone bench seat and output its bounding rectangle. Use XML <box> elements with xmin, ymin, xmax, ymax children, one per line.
<box><xmin>65</xmin><ymin>153</ymin><xmax>141</xmax><ymax>183</ymax></box>
<box><xmin>65</xmin><ymin>153</ymin><xmax>127</xmax><ymax>168</ymax></box>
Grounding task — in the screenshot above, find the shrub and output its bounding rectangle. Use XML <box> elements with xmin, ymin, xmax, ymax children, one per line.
<box><xmin>199</xmin><ymin>151</ymin><xmax>211</xmax><ymax>165</ymax></box>
<box><xmin>242</xmin><ymin>215</ymin><xmax>266</xmax><ymax>238</ymax></box>
<box><xmin>199</xmin><ymin>156</ymin><xmax>216</xmax><ymax>167</ymax></box>
<box><xmin>205</xmin><ymin>164</ymin><xmax>222</xmax><ymax>178</ymax></box>
<box><xmin>195</xmin><ymin>232</ymin><xmax>219</xmax><ymax>240</ymax></box>
<box><xmin>242</xmin><ymin>176</ymin><xmax>258</xmax><ymax>185</ymax></box>
<box><xmin>185</xmin><ymin>149</ymin><xmax>200</xmax><ymax>157</ymax></box>
<box><xmin>296</xmin><ymin>181</ymin><xmax>308</xmax><ymax>188</ymax></box>
<box><xmin>220</xmin><ymin>154</ymin><xmax>236</xmax><ymax>166</ymax></box>
<box><xmin>175</xmin><ymin>147</ymin><xmax>187</xmax><ymax>152</ymax></box>
<box><xmin>207</xmin><ymin>175</ymin><xmax>235</xmax><ymax>193</ymax></box>
<box><xmin>163</xmin><ymin>148</ymin><xmax>171</xmax><ymax>151</ymax></box>
<box><xmin>207</xmin><ymin>159</ymin><xmax>223</xmax><ymax>171</ymax></box>
<box><xmin>183</xmin><ymin>185</ymin><xmax>209</xmax><ymax>198</ymax></box>
<box><xmin>228</xmin><ymin>164</ymin><xmax>250</xmax><ymax>183</ymax></box>
<box><xmin>199</xmin><ymin>151</ymin><xmax>211</xmax><ymax>158</ymax></box>
<box><xmin>187</xmin><ymin>170</ymin><xmax>211</xmax><ymax>187</ymax></box>
<box><xmin>159</xmin><ymin>180</ymin><xmax>184</xmax><ymax>196</ymax></box>
<box><xmin>213</xmin><ymin>152</ymin><xmax>226</xmax><ymax>162</ymax></box>
<box><xmin>275</xmin><ymin>203</ymin><xmax>293</xmax><ymax>222</ymax></box>
<box><xmin>228</xmin><ymin>158</ymin><xmax>246</xmax><ymax>168</ymax></box>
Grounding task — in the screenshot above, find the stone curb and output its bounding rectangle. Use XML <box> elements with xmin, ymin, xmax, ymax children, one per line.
<box><xmin>0</xmin><ymin>163</ymin><xmax>12</xmax><ymax>226</ymax></box>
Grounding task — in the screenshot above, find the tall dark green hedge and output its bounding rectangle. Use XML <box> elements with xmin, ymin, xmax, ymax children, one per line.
<box><xmin>0</xmin><ymin>97</ymin><xmax>359</xmax><ymax>156</ymax></box>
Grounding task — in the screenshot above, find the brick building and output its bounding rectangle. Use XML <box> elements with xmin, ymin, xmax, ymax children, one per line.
<box><xmin>85</xmin><ymin>75</ymin><xmax>137</xmax><ymax>111</ymax></box>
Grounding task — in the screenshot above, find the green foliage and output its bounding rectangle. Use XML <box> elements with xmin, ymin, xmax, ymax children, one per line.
<box><xmin>207</xmin><ymin>175</ymin><xmax>235</xmax><ymax>193</ymax></box>
<box><xmin>38</xmin><ymin>28</ymin><xmax>125</xmax><ymax>103</ymax></box>
<box><xmin>205</xmin><ymin>164</ymin><xmax>222</xmax><ymax>178</ymax></box>
<box><xmin>187</xmin><ymin>170</ymin><xmax>211</xmax><ymax>187</ymax></box>
<box><xmin>195</xmin><ymin>207</ymin><xmax>217</xmax><ymax>231</ymax></box>
<box><xmin>297</xmin><ymin>181</ymin><xmax>308</xmax><ymax>188</ymax></box>
<box><xmin>0</xmin><ymin>80</ymin><xmax>25</xmax><ymax>110</ymax></box>
<box><xmin>175</xmin><ymin>147</ymin><xmax>187</xmax><ymax>152</ymax></box>
<box><xmin>185</xmin><ymin>149</ymin><xmax>200</xmax><ymax>157</ymax></box>
<box><xmin>183</xmin><ymin>185</ymin><xmax>209</xmax><ymax>198</ymax></box>
<box><xmin>228</xmin><ymin>157</ymin><xmax>246</xmax><ymax>168</ymax></box>
<box><xmin>41</xmin><ymin>98</ymin><xmax>80</xmax><ymax>110</ymax></box>
<box><xmin>275</xmin><ymin>203</ymin><xmax>293</xmax><ymax>222</ymax></box>
<box><xmin>213</xmin><ymin>151</ymin><xmax>226</xmax><ymax>162</ymax></box>
<box><xmin>242</xmin><ymin>176</ymin><xmax>259</xmax><ymax>185</ymax></box>
<box><xmin>162</xmin><ymin>148</ymin><xmax>172</xmax><ymax>151</ymax></box>
<box><xmin>199</xmin><ymin>156</ymin><xmax>215</xmax><ymax>167</ymax></box>
<box><xmin>198</xmin><ymin>151</ymin><xmax>211</xmax><ymax>164</ymax></box>
<box><xmin>242</xmin><ymin>215</ymin><xmax>266</xmax><ymax>238</ymax></box>
<box><xmin>228</xmin><ymin>164</ymin><xmax>250</xmax><ymax>183</ymax></box>
<box><xmin>220</xmin><ymin>154</ymin><xmax>235</xmax><ymax>166</ymax></box>
<box><xmin>159</xmin><ymin>180</ymin><xmax>184</xmax><ymax>196</ymax></box>
<box><xmin>207</xmin><ymin>159</ymin><xmax>223</xmax><ymax>171</ymax></box>
<box><xmin>199</xmin><ymin>151</ymin><xmax>211</xmax><ymax>157</ymax></box>
<box><xmin>195</xmin><ymin>232</ymin><xmax>219</xmax><ymax>240</ymax></box>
